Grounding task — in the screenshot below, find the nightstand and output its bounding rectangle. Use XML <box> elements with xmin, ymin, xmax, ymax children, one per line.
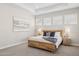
<box><xmin>63</xmin><ymin>36</ymin><xmax>71</xmax><ymax>46</ymax></box>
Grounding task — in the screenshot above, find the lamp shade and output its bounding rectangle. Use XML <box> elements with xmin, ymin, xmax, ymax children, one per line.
<box><xmin>64</xmin><ymin>26</ymin><xmax>71</xmax><ymax>38</ymax></box>
<box><xmin>37</xmin><ymin>28</ymin><xmax>43</xmax><ymax>35</ymax></box>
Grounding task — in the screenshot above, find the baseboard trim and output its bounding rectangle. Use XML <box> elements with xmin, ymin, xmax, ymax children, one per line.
<box><xmin>71</xmin><ymin>43</ymin><xmax>79</xmax><ymax>47</ymax></box>
<box><xmin>0</xmin><ymin>41</ymin><xmax>79</xmax><ymax>49</ymax></box>
<box><xmin>0</xmin><ymin>41</ymin><xmax>26</xmax><ymax>49</ymax></box>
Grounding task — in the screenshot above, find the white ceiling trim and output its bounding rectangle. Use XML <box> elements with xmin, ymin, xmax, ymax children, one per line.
<box><xmin>35</xmin><ymin>3</ymin><xmax>79</xmax><ymax>15</ymax></box>
<box><xmin>15</xmin><ymin>3</ymin><xmax>35</xmax><ymax>13</ymax></box>
<box><xmin>14</xmin><ymin>3</ymin><xmax>79</xmax><ymax>15</ymax></box>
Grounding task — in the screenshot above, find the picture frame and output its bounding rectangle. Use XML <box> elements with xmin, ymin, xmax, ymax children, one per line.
<box><xmin>13</xmin><ymin>16</ymin><xmax>30</xmax><ymax>31</ymax></box>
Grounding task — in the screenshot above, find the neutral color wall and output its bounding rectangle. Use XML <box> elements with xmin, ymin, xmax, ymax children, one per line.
<box><xmin>36</xmin><ymin>7</ymin><xmax>79</xmax><ymax>45</ymax></box>
<box><xmin>0</xmin><ymin>4</ymin><xmax>35</xmax><ymax>49</ymax></box>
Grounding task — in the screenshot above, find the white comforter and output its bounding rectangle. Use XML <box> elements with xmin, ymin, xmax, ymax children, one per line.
<box><xmin>30</xmin><ymin>35</ymin><xmax>62</xmax><ymax>48</ymax></box>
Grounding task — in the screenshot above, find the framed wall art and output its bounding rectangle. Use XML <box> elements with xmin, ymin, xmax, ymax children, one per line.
<box><xmin>13</xmin><ymin>16</ymin><xmax>30</xmax><ymax>31</ymax></box>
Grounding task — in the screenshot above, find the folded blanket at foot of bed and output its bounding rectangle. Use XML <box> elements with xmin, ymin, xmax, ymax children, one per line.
<box><xmin>43</xmin><ymin>36</ymin><xmax>57</xmax><ymax>43</ymax></box>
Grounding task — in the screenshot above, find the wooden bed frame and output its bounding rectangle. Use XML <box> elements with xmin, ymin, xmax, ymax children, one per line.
<box><xmin>28</xmin><ymin>29</ymin><xmax>64</xmax><ymax>52</ymax></box>
<box><xmin>28</xmin><ymin>39</ymin><xmax>56</xmax><ymax>52</ymax></box>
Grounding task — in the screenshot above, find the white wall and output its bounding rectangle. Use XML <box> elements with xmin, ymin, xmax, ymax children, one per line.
<box><xmin>36</xmin><ymin>7</ymin><xmax>79</xmax><ymax>45</ymax></box>
<box><xmin>0</xmin><ymin>4</ymin><xmax>35</xmax><ymax>49</ymax></box>
<box><xmin>0</xmin><ymin>3</ymin><xmax>79</xmax><ymax>49</ymax></box>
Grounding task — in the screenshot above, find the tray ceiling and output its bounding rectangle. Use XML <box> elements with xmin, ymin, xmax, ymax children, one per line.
<box><xmin>15</xmin><ymin>3</ymin><xmax>79</xmax><ymax>15</ymax></box>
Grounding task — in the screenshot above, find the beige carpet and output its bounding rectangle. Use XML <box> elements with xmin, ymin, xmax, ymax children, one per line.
<box><xmin>0</xmin><ymin>42</ymin><xmax>79</xmax><ymax>56</ymax></box>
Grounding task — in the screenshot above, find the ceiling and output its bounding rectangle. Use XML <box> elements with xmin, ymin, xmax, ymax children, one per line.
<box><xmin>15</xmin><ymin>3</ymin><xmax>79</xmax><ymax>15</ymax></box>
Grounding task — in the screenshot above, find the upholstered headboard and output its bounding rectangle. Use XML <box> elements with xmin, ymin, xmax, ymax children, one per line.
<box><xmin>36</xmin><ymin>28</ymin><xmax>64</xmax><ymax>38</ymax></box>
<box><xmin>42</xmin><ymin>29</ymin><xmax>64</xmax><ymax>38</ymax></box>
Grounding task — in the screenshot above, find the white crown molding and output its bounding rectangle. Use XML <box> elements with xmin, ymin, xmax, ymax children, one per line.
<box><xmin>14</xmin><ymin>3</ymin><xmax>79</xmax><ymax>15</ymax></box>
<box><xmin>35</xmin><ymin>3</ymin><xmax>79</xmax><ymax>15</ymax></box>
<box><xmin>15</xmin><ymin>3</ymin><xmax>35</xmax><ymax>14</ymax></box>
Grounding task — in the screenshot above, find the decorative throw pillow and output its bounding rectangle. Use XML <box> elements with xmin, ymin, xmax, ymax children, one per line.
<box><xmin>43</xmin><ymin>31</ymin><xmax>50</xmax><ymax>36</ymax></box>
<box><xmin>55</xmin><ymin>32</ymin><xmax>60</xmax><ymax>37</ymax></box>
<box><xmin>50</xmin><ymin>32</ymin><xmax>55</xmax><ymax>37</ymax></box>
<box><xmin>43</xmin><ymin>31</ymin><xmax>46</xmax><ymax>36</ymax></box>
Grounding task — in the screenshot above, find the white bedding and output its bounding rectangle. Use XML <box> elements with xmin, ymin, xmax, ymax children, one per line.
<box><xmin>54</xmin><ymin>36</ymin><xmax>62</xmax><ymax>48</ymax></box>
<box><xmin>30</xmin><ymin>34</ymin><xmax>62</xmax><ymax>48</ymax></box>
<box><xmin>54</xmin><ymin>32</ymin><xmax>62</xmax><ymax>48</ymax></box>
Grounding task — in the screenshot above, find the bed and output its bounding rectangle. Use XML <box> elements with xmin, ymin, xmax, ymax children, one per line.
<box><xmin>28</xmin><ymin>29</ymin><xmax>64</xmax><ymax>52</ymax></box>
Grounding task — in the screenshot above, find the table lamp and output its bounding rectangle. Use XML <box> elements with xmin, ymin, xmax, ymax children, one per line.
<box><xmin>64</xmin><ymin>26</ymin><xmax>71</xmax><ymax>38</ymax></box>
<box><xmin>37</xmin><ymin>28</ymin><xmax>43</xmax><ymax>35</ymax></box>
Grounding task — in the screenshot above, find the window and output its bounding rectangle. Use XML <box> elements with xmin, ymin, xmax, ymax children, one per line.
<box><xmin>43</xmin><ymin>17</ymin><xmax>51</xmax><ymax>26</ymax></box>
<box><xmin>36</xmin><ymin>17</ymin><xmax>43</xmax><ymax>26</ymax></box>
<box><xmin>64</xmin><ymin>13</ymin><xmax>77</xmax><ymax>24</ymax></box>
<box><xmin>53</xmin><ymin>16</ymin><xmax>63</xmax><ymax>25</ymax></box>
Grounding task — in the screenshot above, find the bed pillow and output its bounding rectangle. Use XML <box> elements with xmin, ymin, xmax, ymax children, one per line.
<box><xmin>50</xmin><ymin>32</ymin><xmax>55</xmax><ymax>37</ymax></box>
<box><xmin>43</xmin><ymin>31</ymin><xmax>50</xmax><ymax>36</ymax></box>
<box><xmin>55</xmin><ymin>32</ymin><xmax>60</xmax><ymax>37</ymax></box>
<box><xmin>43</xmin><ymin>31</ymin><xmax>46</xmax><ymax>36</ymax></box>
